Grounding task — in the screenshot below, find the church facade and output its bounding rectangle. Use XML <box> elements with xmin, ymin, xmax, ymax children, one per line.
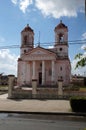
<box><xmin>17</xmin><ymin>21</ymin><xmax>71</xmax><ymax>87</ymax></box>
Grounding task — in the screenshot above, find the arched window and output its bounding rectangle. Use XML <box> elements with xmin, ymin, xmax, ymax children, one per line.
<box><xmin>60</xmin><ymin>66</ymin><xmax>62</xmax><ymax>71</ymax></box>
<box><xmin>59</xmin><ymin>48</ymin><xmax>62</xmax><ymax>51</ymax></box>
<box><xmin>24</xmin><ymin>50</ymin><xmax>26</xmax><ymax>53</ymax></box>
<box><xmin>59</xmin><ymin>33</ymin><xmax>64</xmax><ymax>43</ymax></box>
<box><xmin>24</xmin><ymin>35</ymin><xmax>27</xmax><ymax>44</ymax></box>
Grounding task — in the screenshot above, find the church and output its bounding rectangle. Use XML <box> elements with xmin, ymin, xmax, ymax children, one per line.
<box><xmin>17</xmin><ymin>21</ymin><xmax>71</xmax><ymax>87</ymax></box>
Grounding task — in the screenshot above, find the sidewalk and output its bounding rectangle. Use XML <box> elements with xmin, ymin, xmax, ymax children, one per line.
<box><xmin>0</xmin><ymin>94</ymin><xmax>71</xmax><ymax>113</ymax></box>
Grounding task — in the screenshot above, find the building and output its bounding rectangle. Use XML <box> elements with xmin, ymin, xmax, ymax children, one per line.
<box><xmin>0</xmin><ymin>74</ymin><xmax>8</xmax><ymax>85</ymax></box>
<box><xmin>17</xmin><ymin>21</ymin><xmax>71</xmax><ymax>87</ymax></box>
<box><xmin>0</xmin><ymin>74</ymin><xmax>17</xmax><ymax>86</ymax></box>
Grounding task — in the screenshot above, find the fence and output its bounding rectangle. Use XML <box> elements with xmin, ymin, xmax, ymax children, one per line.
<box><xmin>11</xmin><ymin>88</ymin><xmax>86</xmax><ymax>99</ymax></box>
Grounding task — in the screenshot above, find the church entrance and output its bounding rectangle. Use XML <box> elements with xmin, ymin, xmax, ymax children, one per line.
<box><xmin>39</xmin><ymin>72</ymin><xmax>42</xmax><ymax>85</ymax></box>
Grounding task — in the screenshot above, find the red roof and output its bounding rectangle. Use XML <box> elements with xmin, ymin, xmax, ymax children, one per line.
<box><xmin>55</xmin><ymin>20</ymin><xmax>68</xmax><ymax>30</ymax></box>
<box><xmin>21</xmin><ymin>24</ymin><xmax>34</xmax><ymax>33</ymax></box>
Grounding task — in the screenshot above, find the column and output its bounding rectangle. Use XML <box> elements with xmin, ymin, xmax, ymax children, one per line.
<box><xmin>32</xmin><ymin>61</ymin><xmax>36</xmax><ymax>79</ymax></box>
<box><xmin>8</xmin><ymin>75</ymin><xmax>15</xmax><ymax>98</ymax></box>
<box><xmin>32</xmin><ymin>61</ymin><xmax>37</xmax><ymax>98</ymax></box>
<box><xmin>58</xmin><ymin>79</ymin><xmax>63</xmax><ymax>96</ymax></box>
<box><xmin>42</xmin><ymin>60</ymin><xmax>45</xmax><ymax>85</ymax></box>
<box><xmin>51</xmin><ymin>60</ymin><xmax>55</xmax><ymax>84</ymax></box>
<box><xmin>32</xmin><ymin>79</ymin><xmax>37</xmax><ymax>98</ymax></box>
<box><xmin>26</xmin><ymin>62</ymin><xmax>30</xmax><ymax>84</ymax></box>
<box><xmin>23</xmin><ymin>61</ymin><xmax>26</xmax><ymax>84</ymax></box>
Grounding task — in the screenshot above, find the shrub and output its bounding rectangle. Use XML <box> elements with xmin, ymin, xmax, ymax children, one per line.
<box><xmin>70</xmin><ymin>97</ymin><xmax>86</xmax><ymax>113</ymax></box>
<box><xmin>84</xmin><ymin>77</ymin><xmax>86</xmax><ymax>86</ymax></box>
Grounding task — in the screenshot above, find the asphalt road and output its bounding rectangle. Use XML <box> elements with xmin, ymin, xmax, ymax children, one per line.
<box><xmin>0</xmin><ymin>114</ymin><xmax>86</xmax><ymax>130</ymax></box>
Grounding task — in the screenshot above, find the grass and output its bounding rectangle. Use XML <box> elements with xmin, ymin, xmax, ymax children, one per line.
<box><xmin>0</xmin><ymin>85</ymin><xmax>8</xmax><ymax>88</ymax></box>
<box><xmin>79</xmin><ymin>87</ymin><xmax>86</xmax><ymax>92</ymax></box>
<box><xmin>0</xmin><ymin>85</ymin><xmax>8</xmax><ymax>95</ymax></box>
<box><xmin>0</xmin><ymin>85</ymin><xmax>8</xmax><ymax>91</ymax></box>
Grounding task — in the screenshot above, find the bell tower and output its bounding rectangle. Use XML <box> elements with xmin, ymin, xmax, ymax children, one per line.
<box><xmin>54</xmin><ymin>20</ymin><xmax>68</xmax><ymax>57</ymax></box>
<box><xmin>54</xmin><ymin>20</ymin><xmax>68</xmax><ymax>45</ymax></box>
<box><xmin>20</xmin><ymin>24</ymin><xmax>34</xmax><ymax>55</ymax></box>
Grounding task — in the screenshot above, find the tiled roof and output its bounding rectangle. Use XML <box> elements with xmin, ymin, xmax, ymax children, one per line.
<box><xmin>55</xmin><ymin>20</ymin><xmax>68</xmax><ymax>30</ymax></box>
<box><xmin>21</xmin><ymin>24</ymin><xmax>34</xmax><ymax>33</ymax></box>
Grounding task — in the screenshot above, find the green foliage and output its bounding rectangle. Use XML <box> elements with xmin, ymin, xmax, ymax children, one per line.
<box><xmin>75</xmin><ymin>48</ymin><xmax>86</xmax><ymax>69</ymax></box>
<box><xmin>70</xmin><ymin>96</ymin><xmax>86</xmax><ymax>100</ymax></box>
<box><xmin>75</xmin><ymin>57</ymin><xmax>86</xmax><ymax>69</ymax></box>
<box><xmin>0</xmin><ymin>85</ymin><xmax>8</xmax><ymax>91</ymax></box>
<box><xmin>75</xmin><ymin>53</ymin><xmax>83</xmax><ymax>59</ymax></box>
<box><xmin>84</xmin><ymin>77</ymin><xmax>86</xmax><ymax>86</ymax></box>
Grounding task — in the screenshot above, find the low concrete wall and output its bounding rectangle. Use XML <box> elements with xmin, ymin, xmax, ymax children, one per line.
<box><xmin>11</xmin><ymin>88</ymin><xmax>58</xmax><ymax>99</ymax></box>
<box><xmin>12</xmin><ymin>89</ymin><xmax>32</xmax><ymax>99</ymax></box>
<box><xmin>37</xmin><ymin>88</ymin><xmax>58</xmax><ymax>95</ymax></box>
<box><xmin>11</xmin><ymin>86</ymin><xmax>86</xmax><ymax>99</ymax></box>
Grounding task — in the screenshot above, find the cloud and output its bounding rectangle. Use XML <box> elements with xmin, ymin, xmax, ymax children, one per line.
<box><xmin>11</xmin><ymin>0</ymin><xmax>33</xmax><ymax>13</ymax></box>
<box><xmin>11</xmin><ymin>0</ymin><xmax>17</xmax><ymax>5</ymax></box>
<box><xmin>35</xmin><ymin>0</ymin><xmax>84</xmax><ymax>18</ymax></box>
<box><xmin>0</xmin><ymin>49</ymin><xmax>18</xmax><ymax>76</ymax></box>
<box><xmin>81</xmin><ymin>44</ymin><xmax>86</xmax><ymax>50</ymax></box>
<box><xmin>19</xmin><ymin>0</ymin><xmax>33</xmax><ymax>13</ymax></box>
<box><xmin>0</xmin><ymin>36</ymin><xmax>5</xmax><ymax>43</ymax></box>
<box><xmin>80</xmin><ymin>32</ymin><xmax>86</xmax><ymax>50</ymax></box>
<box><xmin>11</xmin><ymin>0</ymin><xmax>84</xmax><ymax>17</ymax></box>
<box><xmin>82</xmin><ymin>32</ymin><xmax>86</xmax><ymax>40</ymax></box>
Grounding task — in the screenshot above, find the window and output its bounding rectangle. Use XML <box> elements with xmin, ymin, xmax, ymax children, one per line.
<box><xmin>60</xmin><ymin>36</ymin><xmax>63</xmax><ymax>42</ymax></box>
<box><xmin>60</xmin><ymin>76</ymin><xmax>63</xmax><ymax>79</ymax></box>
<box><xmin>59</xmin><ymin>33</ymin><xmax>64</xmax><ymax>43</ymax></box>
<box><xmin>58</xmin><ymin>76</ymin><xmax>63</xmax><ymax>80</ymax></box>
<box><xmin>60</xmin><ymin>66</ymin><xmax>62</xmax><ymax>71</ymax></box>
<box><xmin>40</xmin><ymin>63</ymin><xmax>42</xmax><ymax>67</ymax></box>
<box><xmin>59</xmin><ymin>48</ymin><xmax>62</xmax><ymax>51</ymax></box>
<box><xmin>24</xmin><ymin>50</ymin><xmax>26</xmax><ymax>53</ymax></box>
<box><xmin>49</xmin><ymin>68</ymin><xmax>52</xmax><ymax>76</ymax></box>
<box><xmin>24</xmin><ymin>35</ymin><xmax>27</xmax><ymax>44</ymax></box>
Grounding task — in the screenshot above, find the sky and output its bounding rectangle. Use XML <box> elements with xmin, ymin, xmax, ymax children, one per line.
<box><xmin>0</xmin><ymin>0</ymin><xmax>86</xmax><ymax>76</ymax></box>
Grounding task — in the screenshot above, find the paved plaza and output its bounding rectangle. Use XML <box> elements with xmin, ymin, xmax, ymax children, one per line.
<box><xmin>0</xmin><ymin>94</ymin><xmax>71</xmax><ymax>113</ymax></box>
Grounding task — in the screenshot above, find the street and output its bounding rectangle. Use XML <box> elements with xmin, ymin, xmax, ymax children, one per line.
<box><xmin>0</xmin><ymin>114</ymin><xmax>86</xmax><ymax>130</ymax></box>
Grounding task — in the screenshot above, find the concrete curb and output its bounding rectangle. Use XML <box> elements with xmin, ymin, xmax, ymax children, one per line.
<box><xmin>0</xmin><ymin>111</ymin><xmax>86</xmax><ymax>117</ymax></box>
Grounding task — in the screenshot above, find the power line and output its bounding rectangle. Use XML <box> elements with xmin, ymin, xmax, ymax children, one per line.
<box><xmin>0</xmin><ymin>40</ymin><xmax>86</xmax><ymax>49</ymax></box>
<box><xmin>0</xmin><ymin>45</ymin><xmax>20</xmax><ymax>49</ymax></box>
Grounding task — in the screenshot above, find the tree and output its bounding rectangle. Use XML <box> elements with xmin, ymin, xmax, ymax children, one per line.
<box><xmin>75</xmin><ymin>47</ymin><xmax>86</xmax><ymax>69</ymax></box>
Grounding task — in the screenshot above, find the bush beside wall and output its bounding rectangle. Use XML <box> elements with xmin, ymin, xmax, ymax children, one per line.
<box><xmin>70</xmin><ymin>97</ymin><xmax>86</xmax><ymax>113</ymax></box>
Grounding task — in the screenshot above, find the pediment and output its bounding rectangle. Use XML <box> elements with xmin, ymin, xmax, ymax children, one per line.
<box><xmin>22</xmin><ymin>46</ymin><xmax>56</xmax><ymax>61</ymax></box>
<box><xmin>27</xmin><ymin>47</ymin><xmax>55</xmax><ymax>56</ymax></box>
<box><xmin>30</xmin><ymin>50</ymin><xmax>49</xmax><ymax>55</ymax></box>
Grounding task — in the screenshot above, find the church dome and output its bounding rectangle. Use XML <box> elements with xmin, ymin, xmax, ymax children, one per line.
<box><xmin>55</xmin><ymin>20</ymin><xmax>68</xmax><ymax>31</ymax></box>
<box><xmin>21</xmin><ymin>24</ymin><xmax>34</xmax><ymax>33</ymax></box>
